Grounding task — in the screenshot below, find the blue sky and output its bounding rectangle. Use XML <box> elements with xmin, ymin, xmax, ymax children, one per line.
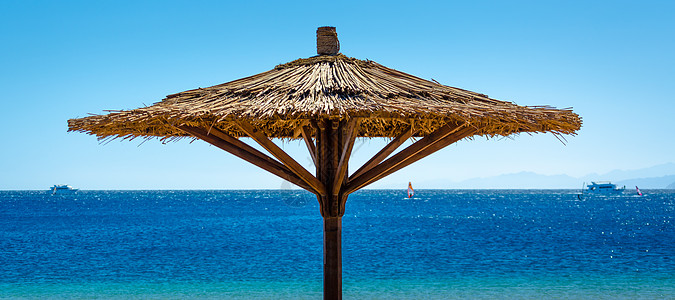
<box><xmin>1</xmin><ymin>0</ymin><xmax>673</xmax><ymax>190</ymax></box>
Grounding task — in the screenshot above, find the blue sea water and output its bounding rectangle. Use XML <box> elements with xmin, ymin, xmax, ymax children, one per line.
<box><xmin>0</xmin><ymin>189</ymin><xmax>673</xmax><ymax>299</ymax></box>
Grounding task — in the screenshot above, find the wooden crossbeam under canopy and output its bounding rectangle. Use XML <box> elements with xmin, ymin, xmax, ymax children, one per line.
<box><xmin>68</xmin><ymin>27</ymin><xmax>581</xmax><ymax>300</ymax></box>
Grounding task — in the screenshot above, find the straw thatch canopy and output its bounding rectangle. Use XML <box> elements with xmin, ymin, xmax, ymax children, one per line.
<box><xmin>68</xmin><ymin>54</ymin><xmax>581</xmax><ymax>142</ymax></box>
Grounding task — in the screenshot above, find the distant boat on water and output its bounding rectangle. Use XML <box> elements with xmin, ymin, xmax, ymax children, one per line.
<box><xmin>48</xmin><ymin>185</ymin><xmax>79</xmax><ymax>195</ymax></box>
<box><xmin>577</xmin><ymin>181</ymin><xmax>625</xmax><ymax>200</ymax></box>
<box><xmin>407</xmin><ymin>182</ymin><xmax>414</xmax><ymax>198</ymax></box>
<box><xmin>585</xmin><ymin>181</ymin><xmax>625</xmax><ymax>194</ymax></box>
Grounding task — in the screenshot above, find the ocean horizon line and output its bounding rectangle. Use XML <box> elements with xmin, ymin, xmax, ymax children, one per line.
<box><xmin>6</xmin><ymin>188</ymin><xmax>674</xmax><ymax>192</ymax></box>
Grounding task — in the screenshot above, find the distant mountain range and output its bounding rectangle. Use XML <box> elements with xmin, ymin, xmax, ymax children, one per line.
<box><xmin>400</xmin><ymin>163</ymin><xmax>675</xmax><ymax>189</ymax></box>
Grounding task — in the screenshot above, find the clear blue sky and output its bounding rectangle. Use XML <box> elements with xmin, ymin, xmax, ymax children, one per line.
<box><xmin>1</xmin><ymin>0</ymin><xmax>673</xmax><ymax>190</ymax></box>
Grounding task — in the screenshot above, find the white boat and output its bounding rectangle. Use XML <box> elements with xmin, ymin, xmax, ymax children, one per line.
<box><xmin>48</xmin><ymin>184</ymin><xmax>79</xmax><ymax>195</ymax></box>
<box><xmin>585</xmin><ymin>181</ymin><xmax>625</xmax><ymax>194</ymax></box>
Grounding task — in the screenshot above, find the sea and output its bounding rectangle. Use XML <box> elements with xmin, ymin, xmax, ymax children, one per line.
<box><xmin>0</xmin><ymin>189</ymin><xmax>673</xmax><ymax>299</ymax></box>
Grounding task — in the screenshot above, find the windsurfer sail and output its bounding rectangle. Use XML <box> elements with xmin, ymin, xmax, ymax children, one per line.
<box><xmin>407</xmin><ymin>182</ymin><xmax>414</xmax><ymax>198</ymax></box>
<box><xmin>636</xmin><ymin>186</ymin><xmax>643</xmax><ymax>196</ymax></box>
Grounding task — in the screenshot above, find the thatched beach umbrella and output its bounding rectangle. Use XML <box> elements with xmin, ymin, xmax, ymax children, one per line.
<box><xmin>69</xmin><ymin>27</ymin><xmax>581</xmax><ymax>299</ymax></box>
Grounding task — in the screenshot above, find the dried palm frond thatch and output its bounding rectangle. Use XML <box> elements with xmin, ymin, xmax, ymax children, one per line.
<box><xmin>68</xmin><ymin>38</ymin><xmax>580</xmax><ymax>142</ymax></box>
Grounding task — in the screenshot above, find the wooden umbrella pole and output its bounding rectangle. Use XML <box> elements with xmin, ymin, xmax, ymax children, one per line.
<box><xmin>314</xmin><ymin>118</ymin><xmax>349</xmax><ymax>300</ymax></box>
<box><xmin>323</xmin><ymin>216</ymin><xmax>342</xmax><ymax>300</ymax></box>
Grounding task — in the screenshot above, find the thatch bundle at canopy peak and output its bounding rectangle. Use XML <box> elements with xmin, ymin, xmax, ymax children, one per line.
<box><xmin>68</xmin><ymin>46</ymin><xmax>581</xmax><ymax>142</ymax></box>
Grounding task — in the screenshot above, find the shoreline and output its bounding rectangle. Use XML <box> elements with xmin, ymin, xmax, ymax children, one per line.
<box><xmin>3</xmin><ymin>275</ymin><xmax>674</xmax><ymax>299</ymax></box>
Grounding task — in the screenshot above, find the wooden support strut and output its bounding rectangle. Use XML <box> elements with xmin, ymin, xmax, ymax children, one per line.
<box><xmin>332</xmin><ymin>118</ymin><xmax>359</xmax><ymax>196</ymax></box>
<box><xmin>293</xmin><ymin>120</ymin><xmax>310</xmax><ymax>139</ymax></box>
<box><xmin>357</xmin><ymin>125</ymin><xmax>479</xmax><ymax>192</ymax></box>
<box><xmin>344</xmin><ymin>123</ymin><xmax>477</xmax><ymax>195</ymax></box>
<box><xmin>349</xmin><ymin>126</ymin><xmax>412</xmax><ymax>180</ymax></box>
<box><xmin>237</xmin><ymin>120</ymin><xmax>327</xmax><ymax>196</ymax></box>
<box><xmin>301</xmin><ymin>125</ymin><xmax>318</xmax><ymax>167</ymax></box>
<box><xmin>177</xmin><ymin>125</ymin><xmax>315</xmax><ymax>193</ymax></box>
